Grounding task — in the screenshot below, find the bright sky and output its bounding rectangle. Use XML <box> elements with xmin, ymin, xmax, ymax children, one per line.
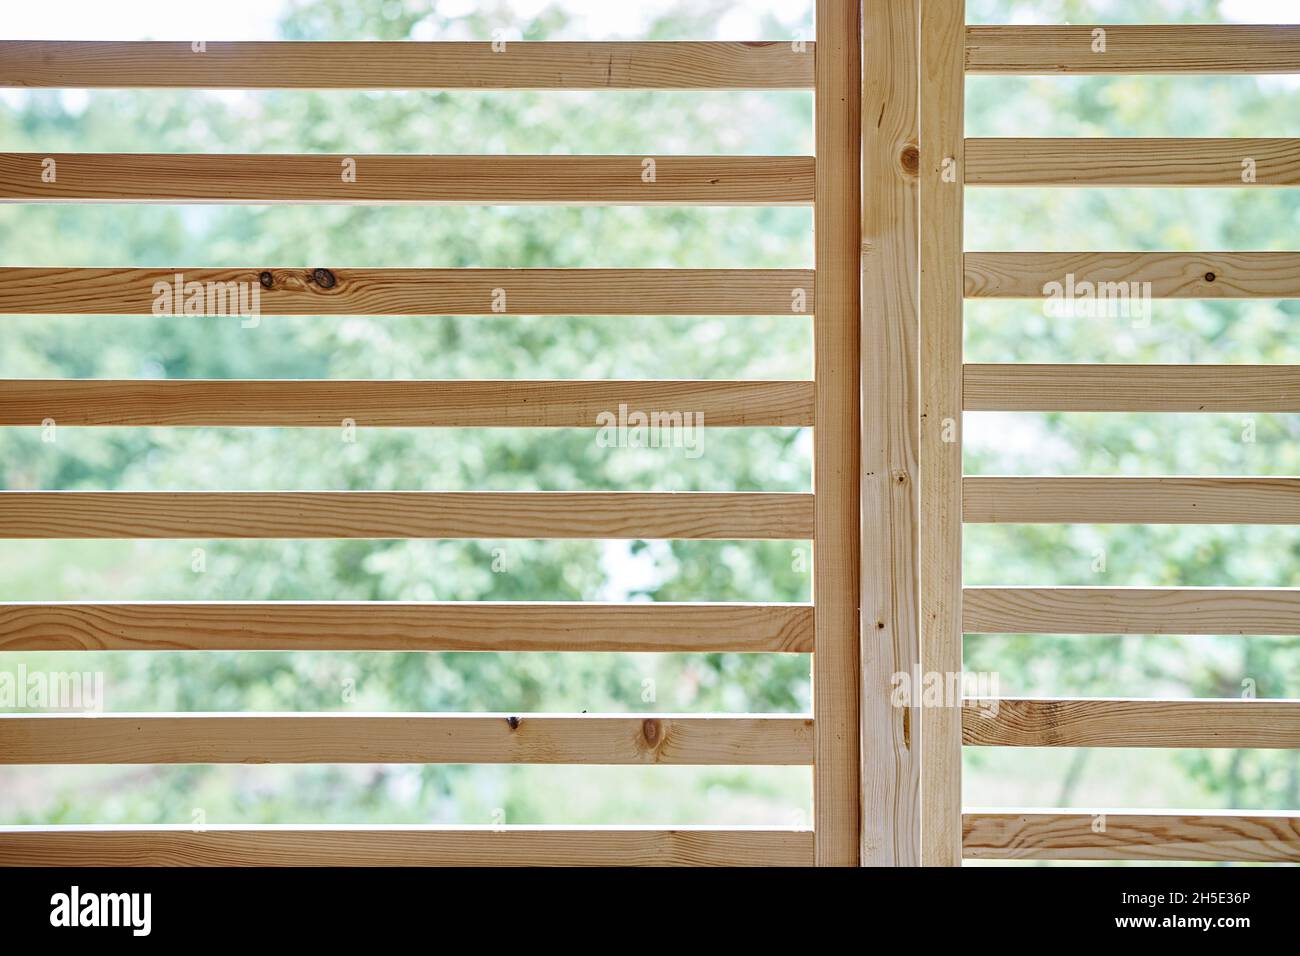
<box><xmin>0</xmin><ymin>0</ymin><xmax>811</xmax><ymax>40</ymax></box>
<box><xmin>5</xmin><ymin>1</ymin><xmax>1292</xmax><ymax>41</ymax></box>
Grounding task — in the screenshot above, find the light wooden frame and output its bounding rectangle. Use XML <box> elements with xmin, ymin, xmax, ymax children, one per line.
<box><xmin>930</xmin><ymin>17</ymin><xmax>1300</xmax><ymax>865</ymax></box>
<box><xmin>0</xmin><ymin>11</ymin><xmax>863</xmax><ymax>867</ymax></box>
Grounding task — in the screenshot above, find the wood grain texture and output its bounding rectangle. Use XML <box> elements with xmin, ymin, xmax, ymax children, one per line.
<box><xmin>0</xmin><ymin>153</ymin><xmax>813</xmax><ymax>204</ymax></box>
<box><xmin>0</xmin><ymin>491</ymin><xmax>815</xmax><ymax>540</ymax></box>
<box><xmin>963</xmin><ymin>812</ymin><xmax>1300</xmax><ymax>862</ymax></box>
<box><xmin>964</xmin><ymin>252</ymin><xmax>1300</xmax><ymax>299</ymax></box>
<box><xmin>919</xmin><ymin>0</ymin><xmax>965</xmax><ymax>868</ymax></box>
<box><xmin>964</xmin><ymin>698</ymin><xmax>1300</xmax><ymax>748</ymax></box>
<box><xmin>0</xmin><ymin>713</ymin><xmax>814</xmax><ymax>765</ymax></box>
<box><xmin>0</xmin><ymin>825</ymin><xmax>815</xmax><ymax>867</ymax></box>
<box><xmin>813</xmin><ymin>0</ymin><xmax>862</xmax><ymax>868</ymax></box>
<box><xmin>964</xmin><ymin>587</ymin><xmax>1300</xmax><ymax>636</ymax></box>
<box><xmin>0</xmin><ymin>601</ymin><xmax>814</xmax><ymax>653</ymax></box>
<box><xmin>965</xmin><ymin>25</ymin><xmax>1300</xmax><ymax>75</ymax></box>
<box><xmin>0</xmin><ymin>40</ymin><xmax>816</xmax><ymax>90</ymax></box>
<box><xmin>964</xmin><ymin>476</ymin><xmax>1300</xmax><ymax>525</ymax></box>
<box><xmin>965</xmin><ymin>363</ymin><xmax>1300</xmax><ymax>412</ymax></box>
<box><xmin>966</xmin><ymin>138</ymin><xmax>1300</xmax><ymax>187</ymax></box>
<box><xmin>0</xmin><ymin>267</ymin><xmax>813</xmax><ymax>315</ymax></box>
<box><xmin>0</xmin><ymin>379</ymin><xmax>814</xmax><ymax>427</ymax></box>
<box><xmin>861</xmin><ymin>0</ymin><xmax>919</xmax><ymax>868</ymax></box>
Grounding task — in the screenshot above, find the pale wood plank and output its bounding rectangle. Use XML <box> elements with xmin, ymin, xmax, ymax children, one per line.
<box><xmin>963</xmin><ymin>811</ymin><xmax>1300</xmax><ymax>862</ymax></box>
<box><xmin>966</xmin><ymin>25</ymin><xmax>1300</xmax><ymax>75</ymax></box>
<box><xmin>966</xmin><ymin>138</ymin><xmax>1300</xmax><ymax>187</ymax></box>
<box><xmin>964</xmin><ymin>252</ymin><xmax>1300</xmax><ymax>299</ymax></box>
<box><xmin>0</xmin><ymin>153</ymin><xmax>813</xmax><ymax>204</ymax></box>
<box><xmin>0</xmin><ymin>267</ymin><xmax>813</xmax><ymax>316</ymax></box>
<box><xmin>0</xmin><ymin>601</ymin><xmax>814</xmax><ymax>653</ymax></box>
<box><xmin>919</xmin><ymin>0</ymin><xmax>966</xmax><ymax>867</ymax></box>
<box><xmin>0</xmin><ymin>40</ymin><xmax>816</xmax><ymax>90</ymax></box>
<box><xmin>0</xmin><ymin>379</ymin><xmax>814</xmax><ymax>428</ymax></box>
<box><xmin>964</xmin><ymin>476</ymin><xmax>1300</xmax><ymax>525</ymax></box>
<box><xmin>964</xmin><ymin>587</ymin><xmax>1300</xmax><ymax>636</ymax></box>
<box><xmin>861</xmin><ymin>0</ymin><xmax>920</xmax><ymax>868</ymax></box>
<box><xmin>964</xmin><ymin>698</ymin><xmax>1300</xmax><ymax>748</ymax></box>
<box><xmin>813</xmin><ymin>0</ymin><xmax>862</xmax><ymax>868</ymax></box>
<box><xmin>0</xmin><ymin>825</ymin><xmax>815</xmax><ymax>867</ymax></box>
<box><xmin>0</xmin><ymin>491</ymin><xmax>815</xmax><ymax>540</ymax></box>
<box><xmin>0</xmin><ymin>713</ymin><xmax>814</xmax><ymax>765</ymax></box>
<box><xmin>965</xmin><ymin>364</ymin><xmax>1300</xmax><ymax>412</ymax></box>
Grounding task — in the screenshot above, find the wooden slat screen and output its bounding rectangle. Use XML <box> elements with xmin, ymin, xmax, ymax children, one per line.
<box><xmin>0</xmin><ymin>12</ymin><xmax>862</xmax><ymax>867</ymax></box>
<box><xmin>928</xmin><ymin>16</ymin><xmax>1300</xmax><ymax>864</ymax></box>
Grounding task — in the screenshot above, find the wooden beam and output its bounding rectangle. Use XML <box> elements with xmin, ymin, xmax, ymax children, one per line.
<box><xmin>965</xmin><ymin>25</ymin><xmax>1300</xmax><ymax>75</ymax></box>
<box><xmin>964</xmin><ymin>477</ymin><xmax>1300</xmax><ymax>525</ymax></box>
<box><xmin>964</xmin><ymin>698</ymin><xmax>1300</xmax><ymax>748</ymax></box>
<box><xmin>0</xmin><ymin>153</ymin><xmax>814</xmax><ymax>204</ymax></box>
<box><xmin>963</xmin><ymin>811</ymin><xmax>1300</xmax><ymax>862</ymax></box>
<box><xmin>964</xmin><ymin>364</ymin><xmax>1300</xmax><ymax>412</ymax></box>
<box><xmin>0</xmin><ymin>40</ymin><xmax>816</xmax><ymax>90</ymax></box>
<box><xmin>965</xmin><ymin>252</ymin><xmax>1300</xmax><ymax>299</ymax></box>
<box><xmin>0</xmin><ymin>601</ymin><xmax>814</xmax><ymax>653</ymax></box>
<box><xmin>0</xmin><ymin>267</ymin><xmax>812</xmax><ymax>315</ymax></box>
<box><xmin>966</xmin><ymin>138</ymin><xmax>1300</xmax><ymax>187</ymax></box>
<box><xmin>0</xmin><ymin>825</ymin><xmax>815</xmax><ymax>867</ymax></box>
<box><xmin>0</xmin><ymin>491</ymin><xmax>815</xmax><ymax>540</ymax></box>
<box><xmin>813</xmin><ymin>0</ymin><xmax>862</xmax><ymax>868</ymax></box>
<box><xmin>0</xmin><ymin>713</ymin><xmax>814</xmax><ymax>765</ymax></box>
<box><xmin>964</xmin><ymin>587</ymin><xmax>1300</xmax><ymax>636</ymax></box>
<box><xmin>0</xmin><ymin>379</ymin><xmax>814</xmax><ymax>428</ymax></box>
<box><xmin>918</xmin><ymin>0</ymin><xmax>965</xmax><ymax>867</ymax></box>
<box><xmin>860</xmin><ymin>0</ymin><xmax>920</xmax><ymax>868</ymax></box>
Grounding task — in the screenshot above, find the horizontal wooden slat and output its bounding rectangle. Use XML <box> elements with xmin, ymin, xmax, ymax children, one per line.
<box><xmin>963</xmin><ymin>477</ymin><xmax>1300</xmax><ymax>525</ymax></box>
<box><xmin>0</xmin><ymin>379</ymin><xmax>813</xmax><ymax>427</ymax></box>
<box><xmin>0</xmin><ymin>40</ymin><xmax>816</xmax><ymax>90</ymax></box>
<box><xmin>964</xmin><ymin>698</ymin><xmax>1300</xmax><ymax>748</ymax></box>
<box><xmin>0</xmin><ymin>601</ymin><xmax>814</xmax><ymax>653</ymax></box>
<box><xmin>0</xmin><ymin>713</ymin><xmax>813</xmax><ymax>765</ymax></box>
<box><xmin>0</xmin><ymin>491</ymin><xmax>814</xmax><ymax>540</ymax></box>
<box><xmin>964</xmin><ymin>364</ymin><xmax>1300</xmax><ymax>412</ymax></box>
<box><xmin>964</xmin><ymin>252</ymin><xmax>1300</xmax><ymax>299</ymax></box>
<box><xmin>0</xmin><ymin>153</ymin><xmax>813</xmax><ymax>204</ymax></box>
<box><xmin>964</xmin><ymin>587</ymin><xmax>1300</xmax><ymax>635</ymax></box>
<box><xmin>966</xmin><ymin>25</ymin><xmax>1300</xmax><ymax>75</ymax></box>
<box><xmin>965</xmin><ymin>138</ymin><xmax>1300</xmax><ymax>186</ymax></box>
<box><xmin>0</xmin><ymin>825</ymin><xmax>814</xmax><ymax>867</ymax></box>
<box><xmin>0</xmin><ymin>267</ymin><xmax>812</xmax><ymax>315</ymax></box>
<box><xmin>963</xmin><ymin>811</ymin><xmax>1300</xmax><ymax>863</ymax></box>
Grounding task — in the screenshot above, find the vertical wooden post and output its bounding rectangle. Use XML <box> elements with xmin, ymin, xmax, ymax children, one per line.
<box><xmin>919</xmin><ymin>0</ymin><xmax>966</xmax><ymax>866</ymax></box>
<box><xmin>861</xmin><ymin>0</ymin><xmax>921</xmax><ymax>866</ymax></box>
<box><xmin>814</xmin><ymin>0</ymin><xmax>863</xmax><ymax>866</ymax></box>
